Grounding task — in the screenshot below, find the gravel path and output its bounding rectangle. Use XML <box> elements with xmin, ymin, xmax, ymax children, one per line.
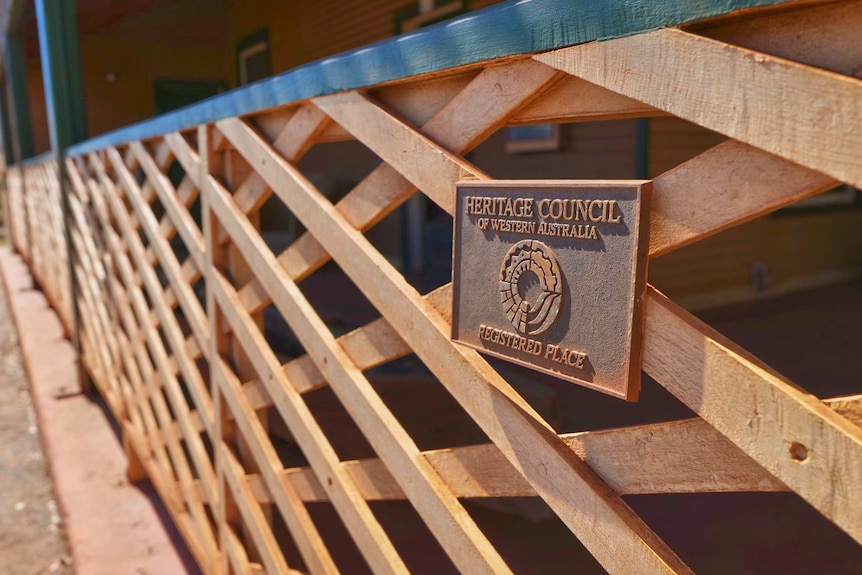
<box><xmin>0</xmin><ymin>270</ymin><xmax>73</xmax><ymax>575</ymax></box>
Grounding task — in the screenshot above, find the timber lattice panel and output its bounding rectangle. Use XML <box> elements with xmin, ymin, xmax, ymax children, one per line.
<box><xmin>10</xmin><ymin>159</ymin><xmax>74</xmax><ymax>332</ymax></box>
<box><xmin>6</xmin><ymin>2</ymin><xmax>862</xmax><ymax>573</ymax></box>
<box><xmin>7</xmin><ymin>167</ymin><xmax>28</xmax><ymax>262</ymax></box>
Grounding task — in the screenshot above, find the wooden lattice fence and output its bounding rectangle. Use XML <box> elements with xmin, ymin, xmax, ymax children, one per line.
<box><xmin>5</xmin><ymin>1</ymin><xmax>862</xmax><ymax>573</ymax></box>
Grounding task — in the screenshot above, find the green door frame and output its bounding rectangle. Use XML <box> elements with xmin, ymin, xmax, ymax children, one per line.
<box><xmin>34</xmin><ymin>0</ymin><xmax>88</xmax><ymax>389</ymax></box>
<box><xmin>36</xmin><ymin>0</ymin><xmax>87</xmax><ymax>150</ymax></box>
<box><xmin>3</xmin><ymin>24</ymin><xmax>33</xmax><ymax>163</ymax></box>
<box><xmin>0</xmin><ymin>77</ymin><xmax>13</xmax><ymax>167</ymax></box>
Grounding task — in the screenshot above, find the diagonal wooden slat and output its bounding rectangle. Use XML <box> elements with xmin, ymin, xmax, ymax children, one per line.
<box><xmin>237</xmin><ymin>59</ymin><xmax>561</xmax><ymax>314</ymax></box>
<box><xmin>88</xmin><ymin>152</ymin><xmax>219</xmax><ymax>509</ymax></box>
<box><xmin>205</xmin><ymin>164</ymin><xmax>513</xmax><ymax>574</ymax></box>
<box><xmin>111</xmin><ymin>146</ymin><xmax>209</xmax><ymax>349</ymax></box>
<box><xmin>206</xmin><ymin>264</ymin><xmax>411</xmax><ymax>575</ymax></box>
<box><xmin>534</xmin><ymin>27</ymin><xmax>862</xmax><ymax>188</ymax></box>
<box><xmin>201</xmin><ymin>133</ymin><xmax>338</xmax><ymax>570</ymax></box>
<box><xmin>644</xmin><ymin>287</ymin><xmax>862</xmax><ymax>544</ymax></box>
<box><xmin>130</xmin><ymin>141</ymin><xmax>205</xmax><ymax>272</ymax></box>
<box><xmin>214</xmin><ymin>354</ymin><xmax>340</xmax><ymax>575</ymax></box>
<box><xmin>103</xmin><ymin>148</ymin><xmax>214</xmax><ymax>433</ymax></box>
<box><xmin>76</xmin><ymin>155</ymin><xmax>220</xmax><ymax>568</ymax></box>
<box><xmin>158</xmin><ymin>176</ymin><xmax>199</xmax><ymax>243</ymax></box>
<box><xmin>126</xmin><ymin>140</ymin><xmax>174</xmax><ymax>205</ymax></box>
<box><xmin>509</xmin><ymin>74</ymin><xmax>663</xmax><ymax>124</ymax></box>
<box><xmin>90</xmin><ymin>183</ymin><xmax>220</xmax><ymax>545</ymax></box>
<box><xmin>694</xmin><ymin>0</ymin><xmax>862</xmax><ymax>78</ymax></box>
<box><xmin>220</xmin><ymin>441</ymin><xmax>296</xmax><ymax>575</ymax></box>
<box><xmin>649</xmin><ymin>140</ymin><xmax>837</xmax><ymax>257</ymax></box>
<box><xmin>224</xmin><ymin>525</ymin><xmax>256</xmax><ymax>575</ymax></box>
<box><xmin>122</xmin><ymin>418</ymin><xmax>215</xmax><ymax>572</ymax></box>
<box><xmin>313</xmin><ymin>91</ymin><xmax>488</xmax><ymax>215</ymax></box>
<box><xmin>230</xmin><ymin>103</ymin><xmax>330</xmax><ymax>218</ymax></box>
<box><xmin>217</xmin><ymin>115</ymin><xmax>692</xmax><ymax>575</ymax></box>
<box><xmin>165</xmin><ymin>132</ymin><xmax>204</xmax><ymax>188</ymax></box>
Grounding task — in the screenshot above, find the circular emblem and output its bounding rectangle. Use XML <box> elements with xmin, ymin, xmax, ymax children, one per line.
<box><xmin>499</xmin><ymin>240</ymin><xmax>563</xmax><ymax>335</ymax></box>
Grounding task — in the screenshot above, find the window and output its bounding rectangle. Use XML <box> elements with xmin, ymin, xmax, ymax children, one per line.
<box><xmin>236</xmin><ymin>29</ymin><xmax>271</xmax><ymax>86</ymax></box>
<box><xmin>394</xmin><ymin>0</ymin><xmax>465</xmax><ymax>34</ymax></box>
<box><xmin>504</xmin><ymin>124</ymin><xmax>561</xmax><ymax>153</ymax></box>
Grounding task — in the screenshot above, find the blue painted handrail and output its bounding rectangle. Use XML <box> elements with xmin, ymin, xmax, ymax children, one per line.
<box><xmin>21</xmin><ymin>151</ymin><xmax>53</xmax><ymax>167</ymax></box>
<box><xmin>67</xmin><ymin>0</ymin><xmax>790</xmax><ymax>157</ymax></box>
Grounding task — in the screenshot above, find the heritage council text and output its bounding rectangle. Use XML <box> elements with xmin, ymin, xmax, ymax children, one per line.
<box><xmin>464</xmin><ymin>195</ymin><xmax>624</xmax><ymax>240</ymax></box>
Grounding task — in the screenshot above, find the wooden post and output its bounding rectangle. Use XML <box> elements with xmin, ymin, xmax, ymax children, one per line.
<box><xmin>203</xmin><ymin>126</ymin><xmax>273</xmax><ymax>569</ymax></box>
<box><xmin>123</xmin><ymin>427</ymin><xmax>149</xmax><ymax>484</ymax></box>
<box><xmin>201</xmin><ymin>125</ymin><xmax>246</xmax><ymax>574</ymax></box>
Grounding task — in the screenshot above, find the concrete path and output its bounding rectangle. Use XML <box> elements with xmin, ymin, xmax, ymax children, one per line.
<box><xmin>0</xmin><ymin>248</ymin><xmax>200</xmax><ymax>575</ymax></box>
<box><xmin>0</xmin><ymin>252</ymin><xmax>71</xmax><ymax>575</ymax></box>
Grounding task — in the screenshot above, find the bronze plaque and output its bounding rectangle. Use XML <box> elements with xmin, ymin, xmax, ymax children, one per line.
<box><xmin>452</xmin><ymin>180</ymin><xmax>651</xmax><ymax>401</ymax></box>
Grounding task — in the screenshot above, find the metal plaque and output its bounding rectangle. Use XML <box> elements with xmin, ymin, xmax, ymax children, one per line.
<box><xmin>452</xmin><ymin>180</ymin><xmax>651</xmax><ymax>401</ymax></box>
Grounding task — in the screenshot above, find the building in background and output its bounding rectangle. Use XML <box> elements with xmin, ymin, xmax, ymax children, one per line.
<box><xmin>2</xmin><ymin>0</ymin><xmax>860</xmax><ymax>311</ymax></box>
<box><xmin>0</xmin><ymin>1</ymin><xmax>860</xmax><ymax>573</ymax></box>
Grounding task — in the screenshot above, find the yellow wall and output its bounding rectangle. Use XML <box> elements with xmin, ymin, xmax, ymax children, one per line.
<box><xmin>650</xmin><ymin>208</ymin><xmax>862</xmax><ymax>310</ymax></box>
<box><xmin>24</xmin><ymin>0</ymin><xmax>505</xmax><ymax>151</ymax></box>
<box><xmin>226</xmin><ymin>0</ymin><xmax>505</xmax><ymax>83</ymax></box>
<box><xmin>227</xmin><ymin>0</ymin><xmax>303</xmax><ymax>83</ymax></box>
<box><xmin>78</xmin><ymin>0</ymin><xmax>230</xmax><ymax>138</ymax></box>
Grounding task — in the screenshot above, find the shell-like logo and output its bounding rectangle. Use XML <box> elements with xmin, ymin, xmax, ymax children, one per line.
<box><xmin>499</xmin><ymin>240</ymin><xmax>563</xmax><ymax>335</ymax></box>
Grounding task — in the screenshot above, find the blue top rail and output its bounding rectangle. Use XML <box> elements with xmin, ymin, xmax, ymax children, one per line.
<box><xmin>21</xmin><ymin>151</ymin><xmax>53</xmax><ymax>167</ymax></box>
<box><xmin>67</xmin><ymin>0</ymin><xmax>789</xmax><ymax>157</ymax></box>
